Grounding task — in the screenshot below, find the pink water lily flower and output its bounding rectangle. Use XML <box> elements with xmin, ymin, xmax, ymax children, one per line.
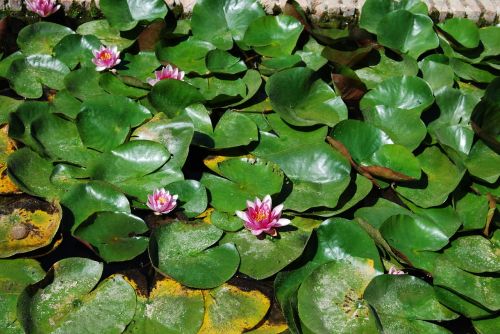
<box><xmin>92</xmin><ymin>46</ymin><xmax>121</xmax><ymax>71</ymax></box>
<box><xmin>388</xmin><ymin>267</ymin><xmax>405</xmax><ymax>275</ymax></box>
<box><xmin>147</xmin><ymin>65</ymin><xmax>185</xmax><ymax>86</ymax></box>
<box><xmin>147</xmin><ymin>188</ymin><xmax>178</xmax><ymax>215</ymax></box>
<box><xmin>25</xmin><ymin>0</ymin><xmax>61</xmax><ymax>17</ymax></box>
<box><xmin>236</xmin><ymin>195</ymin><xmax>291</xmax><ymax>237</ymax></box>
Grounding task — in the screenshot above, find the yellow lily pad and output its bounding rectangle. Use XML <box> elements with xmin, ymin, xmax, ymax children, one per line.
<box><xmin>0</xmin><ymin>195</ymin><xmax>62</xmax><ymax>257</ymax></box>
<box><xmin>199</xmin><ymin>283</ymin><xmax>270</xmax><ymax>334</ymax></box>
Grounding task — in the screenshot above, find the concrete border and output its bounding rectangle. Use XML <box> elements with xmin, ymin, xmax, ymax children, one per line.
<box><xmin>1</xmin><ymin>0</ymin><xmax>498</xmax><ymax>24</ymax></box>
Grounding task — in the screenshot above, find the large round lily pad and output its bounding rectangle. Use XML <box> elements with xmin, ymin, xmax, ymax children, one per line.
<box><xmin>364</xmin><ymin>274</ymin><xmax>458</xmax><ymax>333</ymax></box>
<box><xmin>201</xmin><ymin>156</ymin><xmax>284</xmax><ymax>213</ymax></box>
<box><xmin>124</xmin><ymin>277</ymin><xmax>204</xmax><ymax>334</ymax></box>
<box><xmin>0</xmin><ymin>196</ymin><xmax>62</xmax><ymax>258</ymax></box>
<box><xmin>266</xmin><ymin>67</ymin><xmax>347</xmax><ymax>127</ymax></box>
<box><xmin>0</xmin><ymin>259</ymin><xmax>45</xmax><ymax>333</ymax></box>
<box><xmin>150</xmin><ymin>221</ymin><xmax>239</xmax><ymax>288</ymax></box>
<box><xmin>199</xmin><ymin>284</ymin><xmax>270</xmax><ymax>334</ymax></box>
<box><xmin>297</xmin><ymin>258</ymin><xmax>379</xmax><ymax>334</ymax></box>
<box><xmin>74</xmin><ymin>211</ymin><xmax>149</xmax><ymax>262</ymax></box>
<box><xmin>19</xmin><ymin>257</ymin><xmax>136</xmax><ymax>333</ymax></box>
<box><xmin>191</xmin><ymin>0</ymin><xmax>265</xmax><ymax>50</ymax></box>
<box><xmin>221</xmin><ymin>221</ymin><xmax>311</xmax><ymax>279</ymax></box>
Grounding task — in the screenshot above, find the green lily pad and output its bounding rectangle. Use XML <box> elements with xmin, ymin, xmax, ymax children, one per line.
<box><xmin>124</xmin><ymin>277</ymin><xmax>204</xmax><ymax>334</ymax></box>
<box><xmin>49</xmin><ymin>90</ymin><xmax>82</xmax><ymax>119</ymax></box>
<box><xmin>471</xmin><ymin>78</ymin><xmax>500</xmax><ymax>152</ymax></box>
<box><xmin>187</xmin><ymin>76</ymin><xmax>246</xmax><ymax>104</ymax></box>
<box><xmin>209</xmin><ymin>111</ymin><xmax>258</xmax><ymax>148</ymax></box>
<box><xmin>118</xmin><ymin>52</ymin><xmax>161</xmax><ymax>81</ymax></box>
<box><xmin>438</xmin><ymin>18</ymin><xmax>480</xmax><ymax>49</ymax></box>
<box><xmin>296</xmin><ymin>37</ymin><xmax>327</xmax><ymax>71</ymax></box>
<box><xmin>444</xmin><ymin>236</ymin><xmax>500</xmax><ymax>273</ymax></box>
<box><xmin>253</xmin><ymin>122</ymin><xmax>350</xmax><ymax>211</ymax></box>
<box><xmin>7</xmin><ymin>148</ymin><xmax>60</xmax><ymax>199</ymax></box>
<box><xmin>473</xmin><ymin>317</ymin><xmax>500</xmax><ymax>334</ymax></box>
<box><xmin>359</xmin><ymin>0</ymin><xmax>428</xmax><ymax>34</ymax></box>
<box><xmin>354</xmin><ymin>198</ymin><xmax>410</xmax><ymax>229</ymax></box>
<box><xmin>164</xmin><ymin>180</ymin><xmax>208</xmax><ymax>218</ymax></box>
<box><xmin>298</xmin><ymin>258</ymin><xmax>379</xmax><ymax>334</ymax></box>
<box><xmin>258</xmin><ymin>54</ymin><xmax>302</xmax><ymax>76</ymax></box>
<box><xmin>266</xmin><ymin>67</ymin><xmax>347</xmax><ymax>127</ymax></box>
<box><xmin>0</xmin><ymin>196</ymin><xmax>62</xmax><ymax>258</ymax></box>
<box><xmin>396</xmin><ymin>146</ymin><xmax>464</xmax><ymax>208</ymax></box>
<box><xmin>151</xmin><ymin>221</ymin><xmax>239</xmax><ymax>288</ymax></box>
<box><xmin>209</xmin><ymin>210</ymin><xmax>243</xmax><ymax>232</ymax></box>
<box><xmin>377</xmin><ymin>10</ymin><xmax>438</xmax><ymax>59</ymax></box>
<box><xmin>89</xmin><ymin>140</ymin><xmax>169</xmax><ymax>186</ymax></box>
<box><xmin>54</xmin><ymin>34</ymin><xmax>102</xmax><ymax>69</ymax></box>
<box><xmin>201</xmin><ymin>156</ymin><xmax>284</xmax><ymax>213</ymax></box>
<box><xmin>149</xmin><ymin>79</ymin><xmax>204</xmax><ymax>118</ymax></box>
<box><xmin>99</xmin><ymin>73</ymin><xmax>149</xmax><ymax>98</ymax></box>
<box><xmin>206</xmin><ymin>49</ymin><xmax>247</xmax><ymax>74</ymax></box>
<box><xmin>8</xmin><ymin>101</ymin><xmax>49</xmax><ymax>153</ymax></box>
<box><xmin>191</xmin><ymin>0</ymin><xmax>265</xmax><ymax>50</ymax></box>
<box><xmin>199</xmin><ymin>284</ymin><xmax>270</xmax><ymax>333</ymax></box>
<box><xmin>76</xmin><ymin>20</ymin><xmax>135</xmax><ymax>50</ymax></box>
<box><xmin>314</xmin><ymin>218</ymin><xmax>383</xmax><ymax>271</ymax></box>
<box><xmin>74</xmin><ymin>211</ymin><xmax>149</xmax><ymax>262</ymax></box>
<box><xmin>158</xmin><ymin>38</ymin><xmax>215</xmax><ymax>75</ymax></box>
<box><xmin>100</xmin><ymin>0</ymin><xmax>168</xmax><ymax>31</ymax></box>
<box><xmin>455</xmin><ymin>192</ymin><xmax>489</xmax><ymax>231</ymax></box>
<box><xmin>220</xmin><ymin>222</ymin><xmax>311</xmax><ymax>279</ymax></box>
<box><xmin>228</xmin><ymin>69</ymin><xmax>262</xmax><ymax>108</ymax></box>
<box><xmin>0</xmin><ymin>96</ymin><xmax>23</xmax><ymax>125</ymax></box>
<box><xmin>332</xmin><ymin>120</ymin><xmax>421</xmax><ymax>180</ymax></box>
<box><xmin>19</xmin><ymin>257</ymin><xmax>136</xmax><ymax>333</ymax></box>
<box><xmin>360</xmin><ymin>74</ymin><xmax>433</xmax><ymax>113</ymax></box>
<box><xmin>243</xmin><ymin>15</ymin><xmax>303</xmax><ymax>57</ymax></box>
<box><xmin>132</xmin><ymin>113</ymin><xmax>194</xmax><ymax>168</ymax></box>
<box><xmin>418</xmin><ymin>54</ymin><xmax>455</xmax><ymax>91</ymax></box>
<box><xmin>61</xmin><ymin>181</ymin><xmax>131</xmax><ymax>230</ymax></box>
<box><xmin>7</xmin><ymin>55</ymin><xmax>70</xmax><ymax>99</ymax></box>
<box><xmin>64</xmin><ymin>67</ymin><xmax>104</xmax><ymax>100</ymax></box>
<box><xmin>380</xmin><ymin>214</ymin><xmax>452</xmax><ymax>259</ymax></box>
<box><xmin>465</xmin><ymin>140</ymin><xmax>500</xmax><ymax>183</ymax></box>
<box><xmin>17</xmin><ymin>22</ymin><xmax>74</xmax><ymax>55</ymax></box>
<box><xmin>31</xmin><ymin>113</ymin><xmax>97</xmax><ymax>166</ymax></box>
<box><xmin>356</xmin><ymin>50</ymin><xmax>419</xmax><ymax>89</ymax></box>
<box><xmin>364</xmin><ymin>275</ymin><xmax>458</xmax><ymax>333</ymax></box>
<box><xmin>435</xmin><ymin>286</ymin><xmax>494</xmax><ymax>319</ymax></box>
<box><xmin>77</xmin><ymin>94</ymin><xmax>152</xmax><ymax>151</ymax></box>
<box><xmin>428</xmin><ymin>87</ymin><xmax>478</xmax><ymax>158</ymax></box>
<box><xmin>450</xmin><ymin>58</ymin><xmax>496</xmax><ymax>83</ymax></box>
<box><xmin>433</xmin><ymin>257</ymin><xmax>500</xmax><ymax>311</ymax></box>
<box><xmin>0</xmin><ymin>259</ymin><xmax>45</xmax><ymax>333</ymax></box>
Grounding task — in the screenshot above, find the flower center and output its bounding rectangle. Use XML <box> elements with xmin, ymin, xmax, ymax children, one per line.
<box><xmin>100</xmin><ymin>52</ymin><xmax>112</xmax><ymax>61</ymax></box>
<box><xmin>158</xmin><ymin>197</ymin><xmax>167</xmax><ymax>205</ymax></box>
<box><xmin>254</xmin><ymin>210</ymin><xmax>268</xmax><ymax>223</ymax></box>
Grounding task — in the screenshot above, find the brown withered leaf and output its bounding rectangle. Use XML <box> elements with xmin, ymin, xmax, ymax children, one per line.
<box><xmin>138</xmin><ymin>21</ymin><xmax>166</xmax><ymax>51</ymax></box>
<box><xmin>332</xmin><ymin>73</ymin><xmax>366</xmax><ymax>104</ymax></box>
<box><xmin>360</xmin><ymin>165</ymin><xmax>415</xmax><ymax>182</ymax></box>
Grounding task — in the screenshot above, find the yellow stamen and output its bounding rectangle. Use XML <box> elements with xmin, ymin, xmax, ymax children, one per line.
<box><xmin>254</xmin><ymin>210</ymin><xmax>267</xmax><ymax>222</ymax></box>
<box><xmin>100</xmin><ymin>52</ymin><xmax>112</xmax><ymax>61</ymax></box>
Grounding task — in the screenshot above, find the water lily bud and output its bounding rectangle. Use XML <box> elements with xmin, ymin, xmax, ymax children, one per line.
<box><xmin>25</xmin><ymin>0</ymin><xmax>61</xmax><ymax>17</ymax></box>
<box><xmin>147</xmin><ymin>188</ymin><xmax>178</xmax><ymax>215</ymax></box>
<box><xmin>92</xmin><ymin>46</ymin><xmax>121</xmax><ymax>71</ymax></box>
<box><xmin>147</xmin><ymin>65</ymin><xmax>185</xmax><ymax>86</ymax></box>
<box><xmin>235</xmin><ymin>195</ymin><xmax>290</xmax><ymax>237</ymax></box>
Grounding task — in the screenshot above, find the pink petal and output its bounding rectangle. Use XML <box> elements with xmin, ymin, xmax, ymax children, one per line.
<box><xmin>274</xmin><ymin>218</ymin><xmax>291</xmax><ymax>227</ymax></box>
